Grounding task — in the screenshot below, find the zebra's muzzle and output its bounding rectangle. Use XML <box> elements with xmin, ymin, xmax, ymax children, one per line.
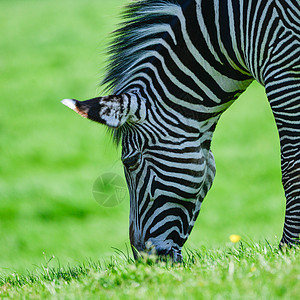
<box><xmin>155</xmin><ymin>247</ymin><xmax>183</xmax><ymax>262</ymax></box>
<box><xmin>137</xmin><ymin>241</ymin><xmax>183</xmax><ymax>262</ymax></box>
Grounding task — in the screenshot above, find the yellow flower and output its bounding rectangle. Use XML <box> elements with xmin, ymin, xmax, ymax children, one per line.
<box><xmin>250</xmin><ymin>266</ymin><xmax>256</xmax><ymax>272</ymax></box>
<box><xmin>229</xmin><ymin>234</ymin><xmax>241</xmax><ymax>243</ymax></box>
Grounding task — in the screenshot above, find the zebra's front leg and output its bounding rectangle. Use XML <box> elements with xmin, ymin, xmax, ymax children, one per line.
<box><xmin>268</xmin><ymin>103</ymin><xmax>300</xmax><ymax>246</ymax></box>
<box><xmin>280</xmin><ymin>154</ymin><xmax>300</xmax><ymax>246</ymax></box>
<box><xmin>266</xmin><ymin>77</ymin><xmax>300</xmax><ymax>246</ymax></box>
<box><xmin>262</xmin><ymin>15</ymin><xmax>300</xmax><ymax>245</ymax></box>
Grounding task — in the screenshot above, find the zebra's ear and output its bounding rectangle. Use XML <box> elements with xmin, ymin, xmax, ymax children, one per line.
<box><xmin>61</xmin><ymin>93</ymin><xmax>146</xmax><ymax>128</ymax></box>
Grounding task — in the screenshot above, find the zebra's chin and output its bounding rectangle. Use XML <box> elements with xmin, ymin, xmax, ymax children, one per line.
<box><xmin>133</xmin><ymin>246</ymin><xmax>183</xmax><ymax>263</ymax></box>
<box><xmin>131</xmin><ymin>239</ymin><xmax>183</xmax><ymax>262</ymax></box>
<box><xmin>156</xmin><ymin>247</ymin><xmax>183</xmax><ymax>262</ymax></box>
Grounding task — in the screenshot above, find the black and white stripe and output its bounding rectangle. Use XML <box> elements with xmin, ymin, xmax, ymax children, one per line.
<box><xmin>64</xmin><ymin>0</ymin><xmax>300</xmax><ymax>260</ymax></box>
<box><xmin>103</xmin><ymin>0</ymin><xmax>300</xmax><ymax>257</ymax></box>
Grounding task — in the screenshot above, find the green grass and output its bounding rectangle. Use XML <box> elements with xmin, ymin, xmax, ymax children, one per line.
<box><xmin>1</xmin><ymin>242</ymin><xmax>299</xmax><ymax>298</ymax></box>
<box><xmin>0</xmin><ymin>0</ymin><xmax>296</xmax><ymax>297</ymax></box>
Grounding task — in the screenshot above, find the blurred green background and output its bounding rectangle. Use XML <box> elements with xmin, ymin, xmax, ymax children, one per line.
<box><xmin>1</xmin><ymin>0</ymin><xmax>285</xmax><ymax>274</ymax></box>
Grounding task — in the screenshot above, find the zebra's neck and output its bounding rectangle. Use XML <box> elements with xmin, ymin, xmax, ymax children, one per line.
<box><xmin>104</xmin><ymin>0</ymin><xmax>254</xmax><ymax>120</ymax></box>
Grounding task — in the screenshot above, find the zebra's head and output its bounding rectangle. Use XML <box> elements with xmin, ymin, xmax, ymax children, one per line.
<box><xmin>62</xmin><ymin>90</ymin><xmax>216</xmax><ymax>261</ymax></box>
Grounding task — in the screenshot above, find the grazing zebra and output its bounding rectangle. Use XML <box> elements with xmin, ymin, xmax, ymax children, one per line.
<box><xmin>62</xmin><ymin>0</ymin><xmax>300</xmax><ymax>261</ymax></box>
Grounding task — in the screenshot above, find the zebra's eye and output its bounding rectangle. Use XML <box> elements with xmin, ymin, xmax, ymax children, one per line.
<box><xmin>122</xmin><ymin>153</ymin><xmax>141</xmax><ymax>171</ymax></box>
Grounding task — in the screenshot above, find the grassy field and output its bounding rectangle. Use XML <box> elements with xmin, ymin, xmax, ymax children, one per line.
<box><xmin>1</xmin><ymin>0</ymin><xmax>296</xmax><ymax>297</ymax></box>
<box><xmin>1</xmin><ymin>243</ymin><xmax>299</xmax><ymax>298</ymax></box>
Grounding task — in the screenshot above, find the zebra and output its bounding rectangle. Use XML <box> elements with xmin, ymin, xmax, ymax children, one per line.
<box><xmin>62</xmin><ymin>0</ymin><xmax>300</xmax><ymax>261</ymax></box>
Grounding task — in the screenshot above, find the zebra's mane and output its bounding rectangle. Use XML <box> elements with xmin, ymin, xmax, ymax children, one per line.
<box><xmin>102</xmin><ymin>0</ymin><xmax>186</xmax><ymax>91</ymax></box>
<box><xmin>102</xmin><ymin>0</ymin><xmax>187</xmax><ymax>143</ymax></box>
